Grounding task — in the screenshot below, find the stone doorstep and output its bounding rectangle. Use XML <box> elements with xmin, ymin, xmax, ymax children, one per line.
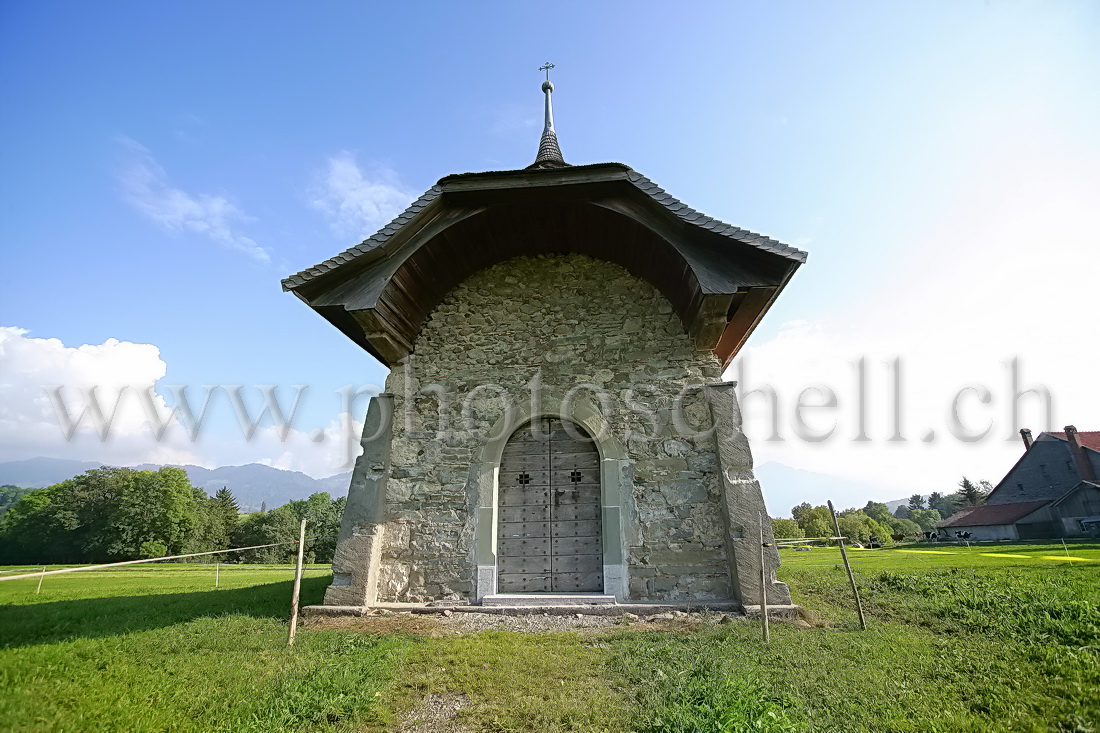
<box><xmin>301</xmin><ymin>601</ymin><xmax>805</xmax><ymax>618</ymax></box>
<box><xmin>481</xmin><ymin>593</ymin><xmax>617</xmax><ymax>607</ymax></box>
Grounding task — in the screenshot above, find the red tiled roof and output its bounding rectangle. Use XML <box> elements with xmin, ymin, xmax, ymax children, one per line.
<box><xmin>939</xmin><ymin>500</ymin><xmax>1050</xmax><ymax>528</ymax></box>
<box><xmin>1050</xmin><ymin>431</ymin><xmax>1100</xmax><ymax>452</ymax></box>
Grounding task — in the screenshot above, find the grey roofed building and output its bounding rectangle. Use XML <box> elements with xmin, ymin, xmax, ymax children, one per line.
<box><xmin>938</xmin><ymin>426</ymin><xmax>1100</xmax><ymax>540</ymax></box>
<box><xmin>282</xmin><ymin>75</ymin><xmax>805</xmax><ymax>611</ymax></box>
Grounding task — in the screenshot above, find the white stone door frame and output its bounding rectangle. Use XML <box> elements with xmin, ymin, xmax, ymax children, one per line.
<box><xmin>471</xmin><ymin>399</ymin><xmax>632</xmax><ymax>602</ymax></box>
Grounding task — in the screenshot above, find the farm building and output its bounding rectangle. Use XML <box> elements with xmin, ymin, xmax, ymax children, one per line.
<box><xmin>939</xmin><ymin>426</ymin><xmax>1100</xmax><ymax>540</ymax></box>
<box><xmin>282</xmin><ymin>76</ymin><xmax>805</xmax><ymax>608</ymax></box>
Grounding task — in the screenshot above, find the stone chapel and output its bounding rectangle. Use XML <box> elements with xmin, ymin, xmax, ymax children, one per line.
<box><xmin>282</xmin><ymin>75</ymin><xmax>807</xmax><ymax>609</ymax></box>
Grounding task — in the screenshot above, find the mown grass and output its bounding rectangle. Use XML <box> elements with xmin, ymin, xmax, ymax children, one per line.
<box><xmin>0</xmin><ymin>565</ymin><xmax>413</xmax><ymax>732</ymax></box>
<box><xmin>608</xmin><ymin>543</ymin><xmax>1100</xmax><ymax>732</ymax></box>
<box><xmin>374</xmin><ymin>630</ymin><xmax>635</xmax><ymax>732</ymax></box>
<box><xmin>1</xmin><ymin>544</ymin><xmax>1097</xmax><ymax>732</ymax></box>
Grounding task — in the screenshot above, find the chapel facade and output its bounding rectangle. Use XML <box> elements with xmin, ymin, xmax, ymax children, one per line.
<box><xmin>282</xmin><ymin>77</ymin><xmax>806</xmax><ymax>608</ymax></box>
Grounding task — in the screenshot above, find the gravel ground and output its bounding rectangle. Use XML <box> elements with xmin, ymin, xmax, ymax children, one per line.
<box><xmin>304</xmin><ymin>608</ymin><xmax>749</xmax><ymax>635</ymax></box>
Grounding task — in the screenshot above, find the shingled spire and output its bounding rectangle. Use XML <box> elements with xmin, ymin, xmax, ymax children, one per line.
<box><xmin>529</xmin><ymin>62</ymin><xmax>569</xmax><ymax>169</ymax></box>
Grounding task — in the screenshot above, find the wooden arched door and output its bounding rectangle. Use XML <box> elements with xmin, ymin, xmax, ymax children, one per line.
<box><xmin>497</xmin><ymin>418</ymin><xmax>603</xmax><ymax>593</ymax></box>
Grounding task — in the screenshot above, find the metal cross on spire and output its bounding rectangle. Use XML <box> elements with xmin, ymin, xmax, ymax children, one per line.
<box><xmin>529</xmin><ymin>61</ymin><xmax>568</xmax><ymax>169</ymax></box>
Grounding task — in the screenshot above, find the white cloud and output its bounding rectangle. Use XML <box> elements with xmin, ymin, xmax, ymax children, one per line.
<box><xmin>117</xmin><ymin>137</ymin><xmax>270</xmax><ymax>262</ymax></box>
<box><xmin>731</xmin><ymin>140</ymin><xmax>1100</xmax><ymax>502</ymax></box>
<box><xmin>245</xmin><ymin>412</ymin><xmax>366</xmax><ymax>478</ymax></box>
<box><xmin>0</xmin><ymin>328</ymin><xmax>369</xmax><ymax>479</ymax></box>
<box><xmin>0</xmin><ymin>327</ymin><xmax>202</xmax><ymax>467</ymax></box>
<box><xmin>309</xmin><ymin>151</ymin><xmax>414</xmax><ymax>237</ymax></box>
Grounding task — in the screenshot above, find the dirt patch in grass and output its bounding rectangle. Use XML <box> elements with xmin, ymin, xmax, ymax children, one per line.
<box><xmin>397</xmin><ymin>693</ymin><xmax>471</xmax><ymax>733</ymax></box>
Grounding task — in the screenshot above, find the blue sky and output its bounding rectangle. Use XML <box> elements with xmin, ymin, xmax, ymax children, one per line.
<box><xmin>2</xmin><ymin>1</ymin><xmax>1097</xmax><ymax>508</ymax></box>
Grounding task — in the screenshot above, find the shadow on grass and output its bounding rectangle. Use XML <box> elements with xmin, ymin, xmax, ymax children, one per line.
<box><xmin>0</xmin><ymin>576</ymin><xmax>329</xmax><ymax>648</ymax></box>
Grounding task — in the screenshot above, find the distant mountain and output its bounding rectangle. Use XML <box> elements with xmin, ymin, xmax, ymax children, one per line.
<box><xmin>0</xmin><ymin>457</ymin><xmax>351</xmax><ymax>512</ymax></box>
<box><xmin>884</xmin><ymin>497</ymin><xmax>911</xmax><ymax>512</ymax></box>
<box><xmin>0</xmin><ymin>457</ymin><xmax>102</xmax><ymax>488</ymax></box>
<box><xmin>755</xmin><ymin>462</ymin><xmax>891</xmax><ymax>518</ymax></box>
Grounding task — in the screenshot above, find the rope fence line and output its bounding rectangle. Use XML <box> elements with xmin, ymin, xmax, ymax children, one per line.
<box><xmin>1</xmin><ymin>523</ymin><xmax>317</xmax><ymax>648</ymax></box>
<box><xmin>0</xmin><ymin>538</ymin><xmax>318</xmax><ymax>583</ymax></box>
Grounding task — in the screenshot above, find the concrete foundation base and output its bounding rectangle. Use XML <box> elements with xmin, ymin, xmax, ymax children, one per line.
<box><xmin>301</xmin><ymin>600</ymin><xmax>805</xmax><ymax>618</ymax></box>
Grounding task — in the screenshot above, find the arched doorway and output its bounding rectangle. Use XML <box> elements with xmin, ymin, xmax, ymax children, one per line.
<box><xmin>497</xmin><ymin>418</ymin><xmax>603</xmax><ymax>593</ymax></box>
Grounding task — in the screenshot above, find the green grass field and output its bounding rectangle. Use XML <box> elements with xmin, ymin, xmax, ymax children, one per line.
<box><xmin>1</xmin><ymin>544</ymin><xmax>1097</xmax><ymax>732</ymax></box>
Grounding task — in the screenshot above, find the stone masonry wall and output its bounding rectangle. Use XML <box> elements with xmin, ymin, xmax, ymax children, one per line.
<box><xmin>377</xmin><ymin>253</ymin><xmax>732</xmax><ymax>602</ymax></box>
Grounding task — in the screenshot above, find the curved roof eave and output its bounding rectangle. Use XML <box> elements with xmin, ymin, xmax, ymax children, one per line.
<box><xmin>282</xmin><ymin>163</ymin><xmax>806</xmax><ymax>292</ymax></box>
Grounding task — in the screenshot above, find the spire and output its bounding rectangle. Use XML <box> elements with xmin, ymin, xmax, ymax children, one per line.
<box><xmin>529</xmin><ymin>62</ymin><xmax>568</xmax><ymax>169</ymax></box>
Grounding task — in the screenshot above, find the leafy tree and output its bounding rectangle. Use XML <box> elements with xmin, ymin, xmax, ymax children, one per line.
<box><xmin>232</xmin><ymin>507</ymin><xmax>302</xmax><ymax>563</ymax></box>
<box><xmin>0</xmin><ymin>487</ymin><xmax>67</xmax><ymax>563</ymax></box>
<box><xmin>908</xmin><ymin>494</ymin><xmax>926</xmax><ymax>511</ymax></box>
<box><xmin>139</xmin><ymin>540</ymin><xmax>169</xmax><ymax>559</ymax></box>
<box><xmin>0</xmin><ymin>467</ymin><xmax>211</xmax><ymax>563</ymax></box>
<box><xmin>0</xmin><ymin>467</ymin><xmax>342</xmax><ymax>566</ymax></box>
<box><xmin>928</xmin><ymin>491</ymin><xmax>958</xmax><ymax>518</ymax></box>
<box><xmin>206</xmin><ymin>487</ymin><xmax>240</xmax><ymax>554</ymax></box>
<box><xmin>771</xmin><ymin>518</ymin><xmax>804</xmax><ymax>540</ymax></box>
<box><xmin>907</xmin><ymin>508</ymin><xmax>943</xmax><ymax>532</ymax></box>
<box><xmin>0</xmin><ymin>485</ymin><xmax>33</xmax><ymax>514</ymax></box>
<box><xmin>894</xmin><ymin>518</ymin><xmax>922</xmax><ymax>536</ymax></box>
<box><xmin>106</xmin><ymin>467</ymin><xmax>197</xmax><ymax>559</ymax></box>
<box><xmin>790</xmin><ymin>503</ymin><xmax>813</xmax><ymax>523</ymax></box>
<box><xmin>230</xmin><ymin>492</ymin><xmax>346</xmax><ymax>564</ymax></box>
<box><xmin>836</xmin><ymin>511</ymin><xmax>893</xmax><ymax>545</ymax></box>
<box><xmin>893</xmin><ymin>505</ymin><xmax>911</xmax><ymax>520</ymax></box>
<box><xmin>958</xmin><ymin>477</ymin><xmax>989</xmax><ymax>507</ymax></box>
<box><xmin>279</xmin><ymin>492</ymin><xmax>344</xmax><ymax>563</ymax></box>
<box><xmin>862</xmin><ymin>501</ymin><xmax>897</xmax><ymax>527</ymax></box>
<box><xmin>0</xmin><ymin>467</ymin><xmax>129</xmax><ymax>563</ymax></box>
<box><xmin>790</xmin><ymin>504</ymin><xmax>835</xmax><ymax>540</ymax></box>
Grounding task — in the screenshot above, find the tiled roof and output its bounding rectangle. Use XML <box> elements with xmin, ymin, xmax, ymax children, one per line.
<box><xmin>939</xmin><ymin>500</ymin><xmax>1050</xmax><ymax>528</ymax></box>
<box><xmin>1051</xmin><ymin>431</ymin><xmax>1100</xmax><ymax>452</ymax></box>
<box><xmin>624</xmin><ymin>170</ymin><xmax>808</xmax><ymax>262</ymax></box>
<box><xmin>281</xmin><ymin>164</ymin><xmax>808</xmax><ymax>291</ymax></box>
<box><xmin>531</xmin><ymin>128</ymin><xmax>566</xmax><ymax>168</ymax></box>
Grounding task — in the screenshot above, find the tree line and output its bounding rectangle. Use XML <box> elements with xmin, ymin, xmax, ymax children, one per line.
<box><xmin>772</xmin><ymin>476</ymin><xmax>991</xmax><ymax>543</ymax></box>
<box><xmin>0</xmin><ymin>466</ymin><xmax>345</xmax><ymax>565</ymax></box>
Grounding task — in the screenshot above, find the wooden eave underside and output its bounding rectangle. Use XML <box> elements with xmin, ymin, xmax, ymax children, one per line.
<box><xmin>286</xmin><ymin>166</ymin><xmax>804</xmax><ymax>368</ymax></box>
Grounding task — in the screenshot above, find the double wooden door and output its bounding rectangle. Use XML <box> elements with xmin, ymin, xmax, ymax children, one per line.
<box><xmin>497</xmin><ymin>418</ymin><xmax>603</xmax><ymax>593</ymax></box>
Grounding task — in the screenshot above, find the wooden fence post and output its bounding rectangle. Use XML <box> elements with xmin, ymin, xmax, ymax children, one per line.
<box><xmin>36</xmin><ymin>566</ymin><xmax>45</xmax><ymax>595</ymax></box>
<box><xmin>215</xmin><ymin>561</ymin><xmax>220</xmax><ymax>588</ymax></box>
<box><xmin>759</xmin><ymin>513</ymin><xmax>770</xmax><ymax>643</ymax></box>
<box><xmin>287</xmin><ymin>519</ymin><xmax>307</xmax><ymax>647</ymax></box>
<box><xmin>828</xmin><ymin>500</ymin><xmax>866</xmax><ymax>630</ymax></box>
